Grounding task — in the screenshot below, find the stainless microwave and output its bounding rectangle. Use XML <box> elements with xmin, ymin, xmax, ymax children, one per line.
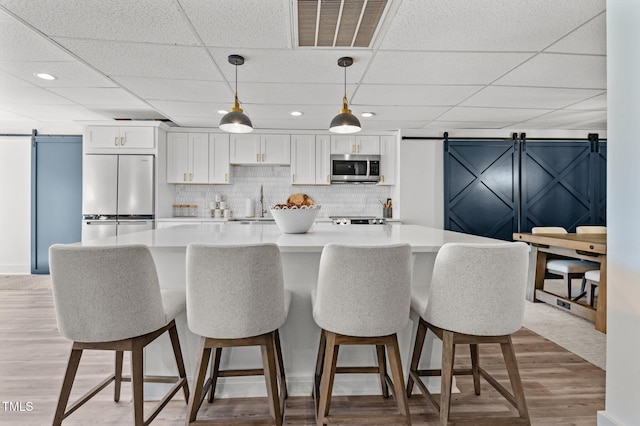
<box><xmin>330</xmin><ymin>154</ymin><xmax>380</xmax><ymax>184</ymax></box>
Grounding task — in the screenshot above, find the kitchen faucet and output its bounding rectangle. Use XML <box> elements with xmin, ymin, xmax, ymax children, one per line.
<box><xmin>259</xmin><ymin>184</ymin><xmax>266</xmax><ymax>218</ymax></box>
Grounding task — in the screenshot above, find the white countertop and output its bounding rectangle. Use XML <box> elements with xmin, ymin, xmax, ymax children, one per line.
<box><xmin>80</xmin><ymin>223</ymin><xmax>500</xmax><ymax>253</ymax></box>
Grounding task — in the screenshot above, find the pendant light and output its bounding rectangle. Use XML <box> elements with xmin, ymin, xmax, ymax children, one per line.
<box><xmin>219</xmin><ymin>54</ymin><xmax>253</xmax><ymax>133</ymax></box>
<box><xmin>329</xmin><ymin>57</ymin><xmax>361</xmax><ymax>134</ymax></box>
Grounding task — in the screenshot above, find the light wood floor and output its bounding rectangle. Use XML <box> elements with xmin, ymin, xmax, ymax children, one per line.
<box><xmin>0</xmin><ymin>290</ymin><xmax>604</xmax><ymax>425</ymax></box>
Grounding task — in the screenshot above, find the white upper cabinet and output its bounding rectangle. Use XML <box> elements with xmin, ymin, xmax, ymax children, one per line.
<box><xmin>209</xmin><ymin>133</ymin><xmax>230</xmax><ymax>184</ymax></box>
<box><xmin>291</xmin><ymin>135</ymin><xmax>330</xmax><ymax>185</ymax></box>
<box><xmin>330</xmin><ymin>135</ymin><xmax>379</xmax><ymax>155</ymax></box>
<box><xmin>167</xmin><ymin>133</ymin><xmax>209</xmax><ymax>184</ymax></box>
<box><xmin>230</xmin><ymin>134</ymin><xmax>291</xmax><ymax>165</ymax></box>
<box><xmin>378</xmin><ymin>135</ymin><xmax>396</xmax><ymax>185</ymax></box>
<box><xmin>85</xmin><ymin>126</ymin><xmax>155</xmax><ymax>151</ymax></box>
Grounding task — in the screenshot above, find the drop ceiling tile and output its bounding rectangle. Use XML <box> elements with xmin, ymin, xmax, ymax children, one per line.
<box><xmin>113</xmin><ymin>76</ymin><xmax>231</xmax><ymax>103</ymax></box>
<box><xmin>0</xmin><ymin>0</ymin><xmax>198</xmax><ymax>45</ymax></box>
<box><xmin>240</xmin><ymin>82</ymin><xmax>343</xmax><ymax>105</ymax></box>
<box><xmin>522</xmin><ymin>109</ymin><xmax>607</xmax><ymax>125</ymax></box>
<box><xmin>567</xmin><ymin>93</ymin><xmax>607</xmax><ymax>110</ymax></box>
<box><xmin>461</xmin><ymin>86</ymin><xmax>604</xmax><ymax>109</ymax></box>
<box><xmin>364</xmin><ymin>51</ymin><xmax>533</xmax><ymax>85</ymax></box>
<box><xmin>0</xmin><ymin>86</ymin><xmax>75</xmax><ymax>104</ymax></box>
<box><xmin>208</xmin><ymin>48</ymin><xmax>373</xmax><ymax>84</ymax></box>
<box><xmin>546</xmin><ymin>13</ymin><xmax>606</xmax><ymax>55</ymax></box>
<box><xmin>437</xmin><ymin>106</ymin><xmax>552</xmax><ymax>123</ymax></box>
<box><xmin>0</xmin><ymin>69</ymin><xmax>34</xmax><ymax>87</ymax></box>
<box><xmin>241</xmin><ymin>104</ymin><xmax>337</xmax><ymax>121</ymax></box>
<box><xmin>180</xmin><ymin>0</ymin><xmax>291</xmax><ymax>49</ymax></box>
<box><xmin>348</xmin><ymin>105</ymin><xmax>450</xmax><ymax>122</ymax></box>
<box><xmin>0</xmin><ymin>61</ymin><xmax>116</xmax><ymax>88</ymax></box>
<box><xmin>169</xmin><ymin>116</ymin><xmax>221</xmax><ymax>128</ymax></box>
<box><xmin>380</xmin><ymin>0</ymin><xmax>605</xmax><ymax>51</ymax></box>
<box><xmin>494</xmin><ymin>53</ymin><xmax>606</xmax><ymax>89</ymax></box>
<box><xmin>0</xmin><ymin>107</ymin><xmax>32</xmax><ymax>120</ymax></box>
<box><xmin>0</xmin><ymin>20</ymin><xmax>75</xmax><ymax>61</ymax></box>
<box><xmin>55</xmin><ymin>39</ymin><xmax>222</xmax><ymax>81</ymax></box>
<box><xmin>353</xmin><ymin>84</ymin><xmax>483</xmax><ymax>106</ymax></box>
<box><xmin>6</xmin><ymin>104</ymin><xmax>110</xmax><ymax>121</ymax></box>
<box><xmin>90</xmin><ymin>106</ymin><xmax>168</xmax><ymax>120</ymax></box>
<box><xmin>147</xmin><ymin>100</ymin><xmax>218</xmax><ymax>118</ymax></box>
<box><xmin>49</xmin><ymin>88</ymin><xmax>147</xmax><ymax>106</ymax></box>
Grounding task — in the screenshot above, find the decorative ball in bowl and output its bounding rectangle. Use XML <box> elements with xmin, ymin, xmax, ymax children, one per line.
<box><xmin>270</xmin><ymin>205</ymin><xmax>321</xmax><ymax>233</ymax></box>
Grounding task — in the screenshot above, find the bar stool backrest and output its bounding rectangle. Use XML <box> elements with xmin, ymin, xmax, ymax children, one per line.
<box><xmin>49</xmin><ymin>244</ymin><xmax>166</xmax><ymax>343</ymax></box>
<box><xmin>313</xmin><ymin>243</ymin><xmax>412</xmax><ymax>337</ymax></box>
<box><xmin>576</xmin><ymin>226</ymin><xmax>607</xmax><ymax>234</ymax></box>
<box><xmin>532</xmin><ymin>226</ymin><xmax>567</xmax><ymax>234</ymax></box>
<box><xmin>423</xmin><ymin>242</ymin><xmax>529</xmax><ymax>336</ymax></box>
<box><xmin>186</xmin><ymin>243</ymin><xmax>286</xmax><ymax>339</ymax></box>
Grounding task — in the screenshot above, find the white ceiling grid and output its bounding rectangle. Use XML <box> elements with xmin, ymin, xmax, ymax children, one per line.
<box><xmin>0</xmin><ymin>0</ymin><xmax>606</xmax><ymax>133</ymax></box>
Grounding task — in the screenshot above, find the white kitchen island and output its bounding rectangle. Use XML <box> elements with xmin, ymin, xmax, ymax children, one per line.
<box><xmin>79</xmin><ymin>223</ymin><xmax>502</xmax><ymax>399</ymax></box>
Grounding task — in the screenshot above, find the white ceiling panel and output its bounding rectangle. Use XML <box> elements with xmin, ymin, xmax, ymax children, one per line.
<box><xmin>0</xmin><ymin>107</ymin><xmax>32</xmax><ymax>120</ymax></box>
<box><xmin>208</xmin><ymin>48</ymin><xmax>373</xmax><ymax>84</ymax></box>
<box><xmin>425</xmin><ymin>121</ymin><xmax>518</xmax><ymax>130</ymax></box>
<box><xmin>0</xmin><ymin>20</ymin><xmax>75</xmax><ymax>62</ymax></box>
<box><xmin>90</xmin><ymin>106</ymin><xmax>168</xmax><ymax>120</ymax></box>
<box><xmin>521</xmin><ymin>109</ymin><xmax>607</xmax><ymax>125</ymax></box>
<box><xmin>353</xmin><ymin>84</ymin><xmax>483</xmax><ymax>106</ymax></box>
<box><xmin>364</xmin><ymin>51</ymin><xmax>533</xmax><ymax>85</ymax></box>
<box><xmin>494</xmin><ymin>53</ymin><xmax>606</xmax><ymax>89</ymax></box>
<box><xmin>437</xmin><ymin>106</ymin><xmax>552</xmax><ymax>123</ymax></box>
<box><xmin>54</xmin><ymin>39</ymin><xmax>222</xmax><ymax>81</ymax></box>
<box><xmin>239</xmin><ymin>104</ymin><xmax>337</xmax><ymax>121</ymax></box>
<box><xmin>348</xmin><ymin>105</ymin><xmax>450</xmax><ymax>122</ymax></box>
<box><xmin>147</xmin><ymin>100</ymin><xmax>219</xmax><ymax>118</ymax></box>
<box><xmin>461</xmin><ymin>86</ymin><xmax>604</xmax><ymax>109</ymax></box>
<box><xmin>0</xmin><ymin>69</ymin><xmax>34</xmax><ymax>88</ymax></box>
<box><xmin>546</xmin><ymin>13</ymin><xmax>606</xmax><ymax>55</ymax></box>
<box><xmin>49</xmin><ymin>88</ymin><xmax>148</xmax><ymax>106</ymax></box>
<box><xmin>180</xmin><ymin>0</ymin><xmax>291</xmax><ymax>49</ymax></box>
<box><xmin>5</xmin><ymin>104</ymin><xmax>110</xmax><ymax>121</ymax></box>
<box><xmin>169</xmin><ymin>116</ymin><xmax>221</xmax><ymax>128</ymax></box>
<box><xmin>567</xmin><ymin>93</ymin><xmax>607</xmax><ymax>110</ymax></box>
<box><xmin>240</xmin><ymin>82</ymin><xmax>344</xmax><ymax>105</ymax></box>
<box><xmin>113</xmin><ymin>76</ymin><xmax>231</xmax><ymax>103</ymax></box>
<box><xmin>0</xmin><ymin>61</ymin><xmax>117</xmax><ymax>88</ymax></box>
<box><xmin>0</xmin><ymin>0</ymin><xmax>199</xmax><ymax>45</ymax></box>
<box><xmin>0</xmin><ymin>86</ymin><xmax>75</xmax><ymax>105</ymax></box>
<box><xmin>380</xmin><ymin>0</ymin><xmax>605</xmax><ymax>51</ymax></box>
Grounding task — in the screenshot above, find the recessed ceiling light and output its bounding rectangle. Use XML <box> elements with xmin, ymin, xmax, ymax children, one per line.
<box><xmin>217</xmin><ymin>109</ymin><xmax>228</xmax><ymax>115</ymax></box>
<box><xmin>361</xmin><ymin>112</ymin><xmax>375</xmax><ymax>118</ymax></box>
<box><xmin>290</xmin><ymin>111</ymin><xmax>303</xmax><ymax>117</ymax></box>
<box><xmin>33</xmin><ymin>72</ymin><xmax>57</xmax><ymax>81</ymax></box>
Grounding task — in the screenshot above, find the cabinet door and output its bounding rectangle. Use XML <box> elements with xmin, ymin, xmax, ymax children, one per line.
<box><xmin>167</xmin><ymin>133</ymin><xmax>189</xmax><ymax>183</ymax></box>
<box><xmin>291</xmin><ymin>135</ymin><xmax>316</xmax><ymax>185</ymax></box>
<box><xmin>230</xmin><ymin>134</ymin><xmax>260</xmax><ymax>164</ymax></box>
<box><xmin>85</xmin><ymin>126</ymin><xmax>121</xmax><ymax>149</ymax></box>
<box><xmin>261</xmin><ymin>134</ymin><xmax>290</xmax><ymax>164</ymax></box>
<box><xmin>209</xmin><ymin>133</ymin><xmax>231</xmax><ymax>184</ymax></box>
<box><xmin>120</xmin><ymin>127</ymin><xmax>155</xmax><ymax>149</ymax></box>
<box><xmin>315</xmin><ymin>135</ymin><xmax>331</xmax><ymax>185</ymax></box>
<box><xmin>378</xmin><ymin>136</ymin><xmax>396</xmax><ymax>185</ymax></box>
<box><xmin>190</xmin><ymin>133</ymin><xmax>209</xmax><ymax>183</ymax></box>
<box><xmin>356</xmin><ymin>135</ymin><xmax>380</xmax><ymax>155</ymax></box>
<box><xmin>331</xmin><ymin>135</ymin><xmax>356</xmax><ymax>154</ymax></box>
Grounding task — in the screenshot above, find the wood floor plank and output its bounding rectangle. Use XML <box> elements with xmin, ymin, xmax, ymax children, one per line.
<box><xmin>0</xmin><ymin>290</ymin><xmax>605</xmax><ymax>425</ymax></box>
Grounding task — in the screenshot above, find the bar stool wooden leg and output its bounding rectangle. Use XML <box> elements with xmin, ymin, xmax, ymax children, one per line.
<box><xmin>188</xmin><ymin>337</ymin><xmax>212</xmax><ymax>423</ymax></box>
<box><xmin>440</xmin><ymin>330</ymin><xmax>456</xmax><ymax>425</ymax></box>
<box><xmin>261</xmin><ymin>332</ymin><xmax>283</xmax><ymax>426</ymax></box>
<box><xmin>407</xmin><ymin>319</ymin><xmax>427</xmax><ymax>397</ymax></box>
<box><xmin>130</xmin><ymin>345</ymin><xmax>144</xmax><ymax>426</ymax></box>
<box><xmin>376</xmin><ymin>345</ymin><xmax>390</xmax><ymax>397</ymax></box>
<box><xmin>207</xmin><ymin>348</ymin><xmax>222</xmax><ymax>403</ymax></box>
<box><xmin>500</xmin><ymin>336</ymin><xmax>530</xmax><ymax>421</ymax></box>
<box><xmin>167</xmin><ymin>323</ymin><xmax>189</xmax><ymax>402</ymax></box>
<box><xmin>313</xmin><ymin>329</ymin><xmax>327</xmax><ymax>410</ymax></box>
<box><xmin>385</xmin><ymin>335</ymin><xmax>411</xmax><ymax>423</ymax></box>
<box><xmin>317</xmin><ymin>331</ymin><xmax>339</xmax><ymax>426</ymax></box>
<box><xmin>114</xmin><ymin>350</ymin><xmax>123</xmax><ymax>402</ymax></box>
<box><xmin>53</xmin><ymin>348</ymin><xmax>83</xmax><ymax>426</ymax></box>
<box><xmin>470</xmin><ymin>343</ymin><xmax>481</xmax><ymax>395</ymax></box>
<box><xmin>274</xmin><ymin>329</ymin><xmax>288</xmax><ymax>399</ymax></box>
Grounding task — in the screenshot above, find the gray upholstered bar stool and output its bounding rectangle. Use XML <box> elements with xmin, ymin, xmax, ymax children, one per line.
<box><xmin>186</xmin><ymin>243</ymin><xmax>290</xmax><ymax>425</ymax></box>
<box><xmin>406</xmin><ymin>242</ymin><xmax>530</xmax><ymax>425</ymax></box>
<box><xmin>575</xmin><ymin>226</ymin><xmax>606</xmax><ymax>302</ymax></box>
<box><xmin>48</xmin><ymin>244</ymin><xmax>189</xmax><ymax>426</ymax></box>
<box><xmin>532</xmin><ymin>226</ymin><xmax>598</xmax><ymax>298</ymax></box>
<box><xmin>313</xmin><ymin>243</ymin><xmax>412</xmax><ymax>426</ymax></box>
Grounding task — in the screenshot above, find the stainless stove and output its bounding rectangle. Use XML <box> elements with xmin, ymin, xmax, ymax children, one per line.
<box><xmin>330</xmin><ymin>216</ymin><xmax>386</xmax><ymax>225</ymax></box>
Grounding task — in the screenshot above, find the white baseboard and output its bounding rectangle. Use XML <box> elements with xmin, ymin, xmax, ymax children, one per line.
<box><xmin>598</xmin><ymin>411</ymin><xmax>623</xmax><ymax>426</ymax></box>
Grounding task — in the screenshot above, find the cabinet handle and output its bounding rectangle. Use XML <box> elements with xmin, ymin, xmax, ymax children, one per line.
<box><xmin>262</xmin><ymin>153</ymin><xmax>265</xmax><ymax>162</ymax></box>
<box><xmin>292</xmin><ymin>174</ymin><xmax>295</xmax><ymax>183</ymax></box>
<box><xmin>183</xmin><ymin>173</ymin><xmax>187</xmax><ymax>182</ymax></box>
<box><xmin>256</xmin><ymin>153</ymin><xmax>259</xmax><ymax>162</ymax></box>
<box><xmin>381</xmin><ymin>175</ymin><xmax>385</xmax><ymax>183</ymax></box>
<box><xmin>357</xmin><ymin>144</ymin><xmax>360</xmax><ymax>153</ymax></box>
<box><xmin>351</xmin><ymin>144</ymin><xmax>355</xmax><ymax>153</ymax></box>
<box><xmin>120</xmin><ymin>136</ymin><xmax>125</xmax><ymax>146</ymax></box>
<box><xmin>189</xmin><ymin>173</ymin><xmax>192</xmax><ymax>181</ymax></box>
<box><xmin>224</xmin><ymin>173</ymin><xmax>228</xmax><ymax>182</ymax></box>
<box><xmin>114</xmin><ymin>137</ymin><xmax>118</xmax><ymax>146</ymax></box>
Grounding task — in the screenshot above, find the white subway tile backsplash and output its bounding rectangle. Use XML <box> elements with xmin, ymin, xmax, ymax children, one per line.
<box><xmin>175</xmin><ymin>166</ymin><xmax>392</xmax><ymax>218</ymax></box>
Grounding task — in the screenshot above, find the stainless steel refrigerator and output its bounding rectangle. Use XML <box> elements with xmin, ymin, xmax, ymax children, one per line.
<box><xmin>82</xmin><ymin>154</ymin><xmax>154</xmax><ymax>241</ymax></box>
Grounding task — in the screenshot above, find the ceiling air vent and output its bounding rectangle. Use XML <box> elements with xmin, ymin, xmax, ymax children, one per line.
<box><xmin>298</xmin><ymin>0</ymin><xmax>388</xmax><ymax>47</ymax></box>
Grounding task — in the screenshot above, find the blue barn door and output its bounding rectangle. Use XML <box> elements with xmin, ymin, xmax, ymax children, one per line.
<box><xmin>444</xmin><ymin>139</ymin><xmax>519</xmax><ymax>241</ymax></box>
<box><xmin>520</xmin><ymin>141</ymin><xmax>596</xmax><ymax>232</ymax></box>
<box><xmin>31</xmin><ymin>135</ymin><xmax>82</xmax><ymax>274</ymax></box>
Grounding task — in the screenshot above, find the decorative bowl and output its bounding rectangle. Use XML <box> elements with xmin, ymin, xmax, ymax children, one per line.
<box><xmin>270</xmin><ymin>205</ymin><xmax>321</xmax><ymax>234</ymax></box>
